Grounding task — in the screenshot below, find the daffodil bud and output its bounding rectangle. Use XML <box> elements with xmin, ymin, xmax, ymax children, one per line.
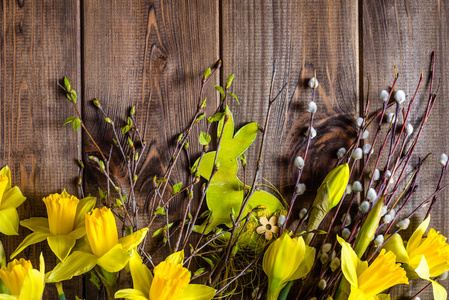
<box><xmin>305</xmin><ymin>164</ymin><xmax>350</xmax><ymax>244</ymax></box>
<box><xmin>294</xmin><ymin>156</ymin><xmax>305</xmax><ymax>169</ymax></box>
<box><xmin>353</xmin><ymin>197</ymin><xmax>384</xmax><ymax>258</ymax></box>
<box><xmin>380</xmin><ymin>90</ymin><xmax>389</xmax><ymax>102</ymax></box>
<box><xmin>307</xmin><ymin>101</ymin><xmax>317</xmax><ymax>114</ymax></box>
<box><xmin>337</xmin><ymin>147</ymin><xmax>346</xmax><ymax>159</ymax></box>
<box><xmin>330</xmin><ymin>257</ymin><xmax>341</xmax><ymax>272</ymax></box>
<box><xmin>263</xmin><ymin>233</ymin><xmax>315</xmax><ymax>300</ymax></box>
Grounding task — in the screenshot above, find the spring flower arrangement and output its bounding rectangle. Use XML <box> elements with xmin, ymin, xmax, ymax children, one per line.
<box><xmin>1</xmin><ymin>52</ymin><xmax>448</xmax><ymax>300</ymax></box>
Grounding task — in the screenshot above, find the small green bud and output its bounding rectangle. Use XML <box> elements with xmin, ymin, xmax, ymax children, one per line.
<box><xmin>77</xmin><ymin>159</ymin><xmax>84</xmax><ymax>168</ymax></box>
<box><xmin>128</xmin><ymin>137</ymin><xmax>134</xmax><ymax>148</ymax></box>
<box><xmin>130</xmin><ymin>106</ymin><xmax>136</xmax><ymax>115</ymax></box>
<box><xmin>134</xmin><ymin>152</ymin><xmax>139</xmax><ymax>161</ymax></box>
<box><xmin>93</xmin><ymin>98</ymin><xmax>101</xmax><ymax>108</ymax></box>
<box><xmin>104</xmin><ymin>117</ymin><xmax>114</xmax><ymax>125</ymax></box>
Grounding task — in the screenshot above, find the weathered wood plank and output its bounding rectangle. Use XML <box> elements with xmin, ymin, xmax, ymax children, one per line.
<box><xmin>221</xmin><ymin>0</ymin><xmax>359</xmax><ymax>297</ymax></box>
<box><xmin>81</xmin><ymin>0</ymin><xmax>219</xmax><ymax>294</ymax></box>
<box><xmin>363</xmin><ymin>0</ymin><xmax>449</xmax><ymax>297</ymax></box>
<box><xmin>0</xmin><ymin>0</ymin><xmax>82</xmax><ymax>298</ymax></box>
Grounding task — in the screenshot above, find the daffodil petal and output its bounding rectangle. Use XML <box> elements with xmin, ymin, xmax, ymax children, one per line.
<box><xmin>74</xmin><ymin>196</ymin><xmax>96</xmax><ymax>228</ymax></box>
<box><xmin>47</xmin><ymin>251</ymin><xmax>97</xmax><ymax>282</ymax></box>
<box><xmin>165</xmin><ymin>250</ymin><xmax>184</xmax><ymax>265</ymax></box>
<box><xmin>0</xmin><ymin>207</ymin><xmax>19</xmax><ymax>235</ymax></box>
<box><xmin>68</xmin><ymin>226</ymin><xmax>87</xmax><ymax>240</ymax></box>
<box><xmin>18</xmin><ymin>269</ymin><xmax>45</xmax><ymax>300</ymax></box>
<box><xmin>430</xmin><ymin>279</ymin><xmax>447</xmax><ymax>300</ymax></box>
<box><xmin>47</xmin><ymin>235</ymin><xmax>76</xmax><ymax>261</ymax></box>
<box><xmin>97</xmin><ymin>244</ymin><xmax>131</xmax><ymax>273</ymax></box>
<box><xmin>176</xmin><ymin>284</ymin><xmax>216</xmax><ymax>300</ymax></box>
<box><xmin>382</xmin><ymin>234</ymin><xmax>409</xmax><ymax>263</ymax></box>
<box><xmin>1</xmin><ymin>187</ymin><xmax>26</xmax><ymax>209</ymax></box>
<box><xmin>0</xmin><ymin>294</ymin><xmax>17</xmax><ymax>300</ymax></box>
<box><xmin>114</xmin><ymin>288</ymin><xmax>148</xmax><ymax>300</ymax></box>
<box><xmin>291</xmin><ymin>245</ymin><xmax>315</xmax><ymax>280</ymax></box>
<box><xmin>129</xmin><ymin>251</ymin><xmax>152</xmax><ymax>295</ymax></box>
<box><xmin>20</xmin><ymin>218</ymin><xmax>50</xmax><ymax>233</ymax></box>
<box><xmin>348</xmin><ymin>286</ymin><xmax>369</xmax><ymax>300</ymax></box>
<box><xmin>407</xmin><ymin>216</ymin><xmax>430</xmax><ymax>254</ymax></box>
<box><xmin>410</xmin><ymin>254</ymin><xmax>430</xmax><ymax>280</ymax></box>
<box><xmin>0</xmin><ymin>167</ymin><xmax>11</xmax><ymax>188</ymax></box>
<box><xmin>10</xmin><ymin>232</ymin><xmax>50</xmax><ymax>259</ymax></box>
<box><xmin>337</xmin><ymin>236</ymin><xmax>359</xmax><ymax>288</ymax></box>
<box><xmin>118</xmin><ymin>228</ymin><xmax>148</xmax><ymax>252</ymax></box>
<box><xmin>377</xmin><ymin>294</ymin><xmax>391</xmax><ymax>300</ymax></box>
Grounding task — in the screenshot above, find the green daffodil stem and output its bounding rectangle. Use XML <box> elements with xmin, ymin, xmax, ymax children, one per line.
<box><xmin>96</xmin><ymin>267</ymin><xmax>117</xmax><ymax>300</ymax></box>
<box><xmin>278</xmin><ymin>281</ymin><xmax>293</xmax><ymax>300</ymax></box>
<box><xmin>56</xmin><ymin>282</ymin><xmax>67</xmax><ymax>300</ymax></box>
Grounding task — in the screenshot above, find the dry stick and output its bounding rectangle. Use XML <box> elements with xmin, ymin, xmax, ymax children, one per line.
<box><xmin>411</xmin><ymin>282</ymin><xmax>432</xmax><ymax>300</ymax></box>
<box><xmin>425</xmin><ymin>158</ymin><xmax>449</xmax><ymax>219</ymax></box>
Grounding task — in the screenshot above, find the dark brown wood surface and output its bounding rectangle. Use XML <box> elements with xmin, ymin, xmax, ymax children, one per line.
<box><xmin>0</xmin><ymin>0</ymin><xmax>448</xmax><ymax>298</ymax></box>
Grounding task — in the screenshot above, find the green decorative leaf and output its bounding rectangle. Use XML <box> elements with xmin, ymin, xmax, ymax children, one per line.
<box><xmin>72</xmin><ymin>118</ymin><xmax>81</xmax><ymax>132</ymax></box>
<box><xmin>204</xmin><ymin>68</ymin><xmax>211</xmax><ymax>79</ymax></box>
<box><xmin>214</xmin><ymin>85</ymin><xmax>225</xmax><ymax>101</ymax></box>
<box><xmin>154</xmin><ymin>206</ymin><xmax>166</xmax><ymax>215</ymax></box>
<box><xmin>207</xmin><ymin>112</ymin><xmax>224</xmax><ymax>123</ymax></box>
<box><xmin>172</xmin><ymin>182</ymin><xmax>182</xmax><ymax>194</ymax></box>
<box><xmin>193</xmin><ymin>106</ymin><xmax>284</xmax><ymax>242</ymax></box>
<box><xmin>227</xmin><ymin>92</ymin><xmax>240</xmax><ymax>105</ymax></box>
<box><xmin>195</xmin><ymin>113</ymin><xmax>205</xmax><ymax>123</ymax></box>
<box><xmin>226</xmin><ymin>74</ymin><xmax>235</xmax><ymax>89</ymax></box>
<box><xmin>63</xmin><ymin>117</ymin><xmax>75</xmax><ymax>126</ymax></box>
<box><xmin>199</xmin><ymin>132</ymin><xmax>211</xmax><ymax>145</ymax></box>
<box><xmin>116</xmin><ymin>198</ymin><xmax>123</xmax><ymax>208</ymax></box>
<box><xmin>89</xmin><ymin>271</ymin><xmax>102</xmax><ymax>290</ymax></box>
<box><xmin>194</xmin><ymin>268</ymin><xmax>205</xmax><ymax>277</ymax></box>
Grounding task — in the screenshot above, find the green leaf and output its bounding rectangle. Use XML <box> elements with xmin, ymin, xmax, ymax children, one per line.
<box><xmin>207</xmin><ymin>112</ymin><xmax>224</xmax><ymax>123</ymax></box>
<box><xmin>104</xmin><ymin>117</ymin><xmax>113</xmax><ymax>124</ymax></box>
<box><xmin>71</xmin><ymin>90</ymin><xmax>77</xmax><ymax>104</ymax></box>
<box><xmin>200</xmin><ymin>256</ymin><xmax>215</xmax><ymax>269</ymax></box>
<box><xmin>122</xmin><ymin>125</ymin><xmax>131</xmax><ymax>134</ymax></box>
<box><xmin>63</xmin><ymin>117</ymin><xmax>75</xmax><ymax>126</ymax></box>
<box><xmin>226</xmin><ymin>74</ymin><xmax>235</xmax><ymax>90</ymax></box>
<box><xmin>227</xmin><ymin>92</ymin><xmax>240</xmax><ymax>105</ymax></box>
<box><xmin>214</xmin><ymin>85</ymin><xmax>225</xmax><ymax>101</ymax></box>
<box><xmin>153</xmin><ymin>228</ymin><xmax>163</xmax><ymax>237</ymax></box>
<box><xmin>89</xmin><ymin>271</ymin><xmax>101</xmax><ymax>290</ymax></box>
<box><xmin>127</xmin><ymin>117</ymin><xmax>133</xmax><ymax>126</ymax></box>
<box><xmin>195</xmin><ymin>113</ymin><xmax>205</xmax><ymax>123</ymax></box>
<box><xmin>130</xmin><ymin>106</ymin><xmax>136</xmax><ymax>115</ymax></box>
<box><xmin>200</xmin><ymin>98</ymin><xmax>207</xmax><ymax>109</ymax></box>
<box><xmin>157</xmin><ymin>178</ymin><xmax>167</xmax><ymax>183</ymax></box>
<box><xmin>177</xmin><ymin>133</ymin><xmax>184</xmax><ymax>142</ymax></box>
<box><xmin>63</xmin><ymin>77</ymin><xmax>71</xmax><ymax>91</ymax></box>
<box><xmin>204</xmin><ymin>67</ymin><xmax>211</xmax><ymax>79</ymax></box>
<box><xmin>72</xmin><ymin>118</ymin><xmax>81</xmax><ymax>132</ymax></box>
<box><xmin>98</xmin><ymin>187</ymin><xmax>107</xmax><ymax>199</ymax></box>
<box><xmin>194</xmin><ymin>268</ymin><xmax>205</xmax><ymax>277</ymax></box>
<box><xmin>199</xmin><ymin>132</ymin><xmax>211</xmax><ymax>145</ymax></box>
<box><xmin>154</xmin><ymin>206</ymin><xmax>166</xmax><ymax>215</ymax></box>
<box><xmin>172</xmin><ymin>182</ymin><xmax>182</xmax><ymax>194</ymax></box>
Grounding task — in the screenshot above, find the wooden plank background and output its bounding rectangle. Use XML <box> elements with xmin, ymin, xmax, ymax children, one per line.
<box><xmin>1</xmin><ymin>0</ymin><xmax>448</xmax><ymax>298</ymax></box>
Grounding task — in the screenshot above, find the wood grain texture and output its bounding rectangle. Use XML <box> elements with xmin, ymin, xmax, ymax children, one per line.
<box><xmin>0</xmin><ymin>0</ymin><xmax>82</xmax><ymax>298</ymax></box>
<box><xmin>363</xmin><ymin>0</ymin><xmax>449</xmax><ymax>297</ymax></box>
<box><xmin>221</xmin><ymin>0</ymin><xmax>359</xmax><ymax>237</ymax></box>
<box><xmin>81</xmin><ymin>0</ymin><xmax>219</xmax><ymax>294</ymax></box>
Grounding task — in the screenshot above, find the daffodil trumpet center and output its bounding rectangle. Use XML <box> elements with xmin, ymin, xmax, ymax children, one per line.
<box><xmin>0</xmin><ymin>258</ymin><xmax>33</xmax><ymax>295</ymax></box>
<box><xmin>43</xmin><ymin>192</ymin><xmax>80</xmax><ymax>235</ymax></box>
<box><xmin>85</xmin><ymin>207</ymin><xmax>119</xmax><ymax>257</ymax></box>
<box><xmin>150</xmin><ymin>261</ymin><xmax>191</xmax><ymax>300</ymax></box>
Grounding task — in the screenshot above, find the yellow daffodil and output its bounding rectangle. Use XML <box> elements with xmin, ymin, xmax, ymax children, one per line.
<box><xmin>262</xmin><ymin>232</ymin><xmax>315</xmax><ymax>300</ymax></box>
<box><xmin>0</xmin><ymin>166</ymin><xmax>26</xmax><ymax>235</ymax></box>
<box><xmin>338</xmin><ymin>236</ymin><xmax>408</xmax><ymax>300</ymax></box>
<box><xmin>383</xmin><ymin>216</ymin><xmax>449</xmax><ymax>300</ymax></box>
<box><xmin>115</xmin><ymin>250</ymin><xmax>216</xmax><ymax>300</ymax></box>
<box><xmin>0</xmin><ymin>253</ymin><xmax>45</xmax><ymax>300</ymax></box>
<box><xmin>305</xmin><ymin>164</ymin><xmax>350</xmax><ymax>244</ymax></box>
<box><xmin>11</xmin><ymin>190</ymin><xmax>96</xmax><ymax>261</ymax></box>
<box><xmin>47</xmin><ymin>207</ymin><xmax>148</xmax><ymax>282</ymax></box>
